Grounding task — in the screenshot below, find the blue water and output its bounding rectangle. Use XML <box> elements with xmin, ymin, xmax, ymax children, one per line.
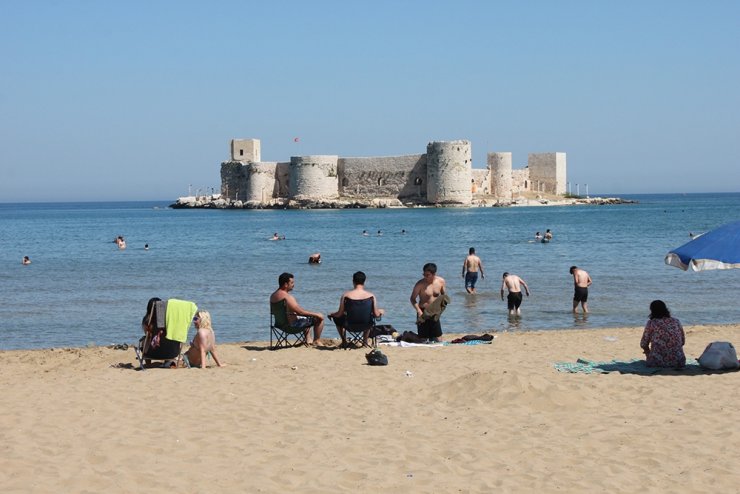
<box><xmin>1</xmin><ymin>194</ymin><xmax>738</xmax><ymax>350</ymax></box>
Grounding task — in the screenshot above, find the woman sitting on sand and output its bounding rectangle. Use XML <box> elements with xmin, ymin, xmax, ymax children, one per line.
<box><xmin>184</xmin><ymin>310</ymin><xmax>225</xmax><ymax>369</ymax></box>
<box><xmin>640</xmin><ymin>300</ymin><xmax>686</xmax><ymax>368</ymax></box>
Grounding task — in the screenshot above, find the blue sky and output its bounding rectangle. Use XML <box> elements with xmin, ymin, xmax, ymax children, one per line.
<box><xmin>1</xmin><ymin>0</ymin><xmax>738</xmax><ymax>202</ymax></box>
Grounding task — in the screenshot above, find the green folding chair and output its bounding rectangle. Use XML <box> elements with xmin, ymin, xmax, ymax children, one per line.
<box><xmin>270</xmin><ymin>300</ymin><xmax>309</xmax><ymax>349</ymax></box>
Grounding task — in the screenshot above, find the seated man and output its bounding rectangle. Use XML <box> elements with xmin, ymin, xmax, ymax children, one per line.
<box><xmin>269</xmin><ymin>272</ymin><xmax>324</xmax><ymax>346</ymax></box>
<box><xmin>329</xmin><ymin>271</ymin><xmax>385</xmax><ymax>347</ymax></box>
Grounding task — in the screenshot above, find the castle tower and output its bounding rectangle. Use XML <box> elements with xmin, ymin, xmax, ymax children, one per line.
<box><xmin>289</xmin><ymin>155</ymin><xmax>339</xmax><ymax>200</ymax></box>
<box><xmin>220</xmin><ymin>161</ymin><xmax>246</xmax><ymax>201</ymax></box>
<box><xmin>426</xmin><ymin>140</ymin><xmax>472</xmax><ymax>205</ymax></box>
<box><xmin>488</xmin><ymin>152</ymin><xmax>513</xmax><ymax>200</ymax></box>
<box><xmin>244</xmin><ymin>162</ymin><xmax>277</xmax><ymax>204</ymax></box>
<box><xmin>231</xmin><ymin>139</ymin><xmax>261</xmax><ymax>162</ymax></box>
<box><xmin>528</xmin><ymin>152</ymin><xmax>566</xmax><ymax>195</ymax></box>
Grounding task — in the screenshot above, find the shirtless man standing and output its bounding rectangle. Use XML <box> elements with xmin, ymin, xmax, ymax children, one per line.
<box><xmin>410</xmin><ymin>263</ymin><xmax>447</xmax><ymax>342</ymax></box>
<box><xmin>462</xmin><ymin>247</ymin><xmax>485</xmax><ymax>294</ymax></box>
<box><xmin>269</xmin><ymin>272</ymin><xmax>325</xmax><ymax>345</ymax></box>
<box><xmin>570</xmin><ymin>266</ymin><xmax>593</xmax><ymax>313</ymax></box>
<box><xmin>501</xmin><ymin>272</ymin><xmax>530</xmax><ymax>315</ymax></box>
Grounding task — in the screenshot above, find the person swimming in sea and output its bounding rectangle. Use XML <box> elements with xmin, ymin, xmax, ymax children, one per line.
<box><xmin>22</xmin><ymin>256</ymin><xmax>31</xmax><ymax>265</ymax></box>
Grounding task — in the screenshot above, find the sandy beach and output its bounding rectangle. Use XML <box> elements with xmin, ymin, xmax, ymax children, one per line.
<box><xmin>2</xmin><ymin>324</ymin><xmax>740</xmax><ymax>493</ymax></box>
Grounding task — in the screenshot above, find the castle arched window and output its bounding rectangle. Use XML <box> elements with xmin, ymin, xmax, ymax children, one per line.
<box><xmin>414</xmin><ymin>177</ymin><xmax>423</xmax><ymax>186</ymax></box>
<box><xmin>524</xmin><ymin>180</ymin><xmax>528</xmax><ymax>189</ymax></box>
<box><xmin>377</xmin><ymin>178</ymin><xmax>384</xmax><ymax>186</ymax></box>
<box><xmin>342</xmin><ymin>177</ymin><xmax>349</xmax><ymax>187</ymax></box>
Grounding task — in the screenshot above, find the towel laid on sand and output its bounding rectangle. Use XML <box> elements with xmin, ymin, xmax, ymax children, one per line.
<box><xmin>165</xmin><ymin>299</ymin><xmax>198</xmax><ymax>343</ymax></box>
<box><xmin>379</xmin><ymin>339</ymin><xmax>494</xmax><ymax>348</ymax></box>
<box><xmin>554</xmin><ymin>358</ymin><xmax>700</xmax><ymax>375</ymax></box>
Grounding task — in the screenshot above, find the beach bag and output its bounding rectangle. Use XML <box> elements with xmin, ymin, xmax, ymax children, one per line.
<box><xmin>698</xmin><ymin>341</ymin><xmax>740</xmax><ymax>370</ymax></box>
<box><xmin>365</xmin><ymin>349</ymin><xmax>388</xmax><ymax>366</ymax></box>
<box><xmin>369</xmin><ymin>324</ymin><xmax>396</xmax><ymax>338</ymax></box>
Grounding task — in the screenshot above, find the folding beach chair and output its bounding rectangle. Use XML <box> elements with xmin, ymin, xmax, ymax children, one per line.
<box><xmin>270</xmin><ymin>300</ymin><xmax>309</xmax><ymax>349</ymax></box>
<box><xmin>341</xmin><ymin>297</ymin><xmax>380</xmax><ymax>349</ymax></box>
<box><xmin>135</xmin><ymin>298</ymin><xmax>198</xmax><ymax>370</ymax></box>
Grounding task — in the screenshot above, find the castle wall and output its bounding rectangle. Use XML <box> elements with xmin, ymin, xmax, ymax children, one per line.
<box><xmin>275</xmin><ymin>162</ymin><xmax>290</xmax><ymax>198</ymax></box>
<box><xmin>339</xmin><ymin>155</ymin><xmax>426</xmax><ymax>201</ymax></box>
<box><xmin>511</xmin><ymin>168</ymin><xmax>530</xmax><ymax>196</ymax></box>
<box><xmin>220</xmin><ymin>161</ymin><xmax>247</xmax><ymax>201</ymax></box>
<box><xmin>488</xmin><ymin>152</ymin><xmax>513</xmax><ymax>200</ymax></box>
<box><xmin>230</xmin><ymin>139</ymin><xmax>260</xmax><ymax>162</ymax></box>
<box><xmin>289</xmin><ymin>155</ymin><xmax>339</xmax><ymax>200</ymax></box>
<box><xmin>426</xmin><ymin>140</ymin><xmax>472</xmax><ymax>205</ymax></box>
<box><xmin>217</xmin><ymin>139</ymin><xmax>565</xmax><ymax>207</ymax></box>
<box><xmin>471</xmin><ymin>169</ymin><xmax>491</xmax><ymax>195</ymax></box>
<box><xmin>528</xmin><ymin>152</ymin><xmax>566</xmax><ymax>195</ymax></box>
<box><xmin>244</xmin><ymin>162</ymin><xmax>277</xmax><ymax>203</ymax></box>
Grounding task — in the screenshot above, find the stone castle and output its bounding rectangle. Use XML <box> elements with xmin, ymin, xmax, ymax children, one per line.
<box><xmin>219</xmin><ymin>138</ymin><xmax>566</xmax><ymax>207</ymax></box>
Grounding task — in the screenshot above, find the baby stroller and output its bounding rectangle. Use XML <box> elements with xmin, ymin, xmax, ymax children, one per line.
<box><xmin>135</xmin><ymin>297</ymin><xmax>198</xmax><ymax>370</ymax></box>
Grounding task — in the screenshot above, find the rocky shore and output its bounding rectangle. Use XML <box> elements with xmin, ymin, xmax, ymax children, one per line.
<box><xmin>170</xmin><ymin>195</ymin><xmax>636</xmax><ymax>209</ymax></box>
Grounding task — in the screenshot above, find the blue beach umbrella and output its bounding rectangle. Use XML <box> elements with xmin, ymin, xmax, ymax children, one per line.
<box><xmin>665</xmin><ymin>220</ymin><xmax>740</xmax><ymax>271</ymax></box>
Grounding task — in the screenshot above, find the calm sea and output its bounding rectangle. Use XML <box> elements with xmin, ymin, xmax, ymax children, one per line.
<box><xmin>1</xmin><ymin>193</ymin><xmax>738</xmax><ymax>350</ymax></box>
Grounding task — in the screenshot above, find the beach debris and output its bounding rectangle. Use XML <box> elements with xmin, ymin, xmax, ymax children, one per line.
<box><xmin>604</xmin><ymin>336</ymin><xmax>618</xmax><ymax>342</ymax></box>
<box><xmin>291</xmin><ymin>365</ymin><xmax>298</xmax><ymax>371</ymax></box>
<box><xmin>251</xmin><ymin>358</ymin><xmax>257</xmax><ymax>361</ymax></box>
<box><xmin>405</xmin><ymin>370</ymin><xmax>413</xmax><ymax>377</ymax></box>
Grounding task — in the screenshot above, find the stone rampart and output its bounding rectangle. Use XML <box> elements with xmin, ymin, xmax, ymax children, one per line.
<box><xmin>488</xmin><ymin>152</ymin><xmax>513</xmax><ymax>200</ymax></box>
<box><xmin>289</xmin><ymin>155</ymin><xmax>339</xmax><ymax>200</ymax></box>
<box><xmin>214</xmin><ymin>139</ymin><xmax>566</xmax><ymax>208</ymax></box>
<box><xmin>426</xmin><ymin>140</ymin><xmax>472</xmax><ymax>205</ymax></box>
<box><xmin>511</xmin><ymin>168</ymin><xmax>530</xmax><ymax>196</ymax></box>
<box><xmin>244</xmin><ymin>162</ymin><xmax>277</xmax><ymax>204</ymax></box>
<box><xmin>220</xmin><ymin>161</ymin><xmax>247</xmax><ymax>201</ymax></box>
<box><xmin>471</xmin><ymin>169</ymin><xmax>491</xmax><ymax>195</ymax></box>
<box><xmin>339</xmin><ymin>154</ymin><xmax>426</xmax><ymax>202</ymax></box>
<box><xmin>528</xmin><ymin>153</ymin><xmax>566</xmax><ymax>195</ymax></box>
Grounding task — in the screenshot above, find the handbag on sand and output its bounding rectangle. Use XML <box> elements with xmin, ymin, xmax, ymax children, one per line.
<box><xmin>698</xmin><ymin>341</ymin><xmax>740</xmax><ymax>370</ymax></box>
<box><xmin>365</xmin><ymin>349</ymin><xmax>388</xmax><ymax>366</ymax></box>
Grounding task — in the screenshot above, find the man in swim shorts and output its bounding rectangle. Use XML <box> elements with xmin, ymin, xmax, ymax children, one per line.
<box><xmin>462</xmin><ymin>247</ymin><xmax>485</xmax><ymax>294</ymax></box>
<box><xmin>570</xmin><ymin>265</ymin><xmax>593</xmax><ymax>313</ymax></box>
<box><xmin>410</xmin><ymin>263</ymin><xmax>447</xmax><ymax>342</ymax></box>
<box><xmin>269</xmin><ymin>272</ymin><xmax>325</xmax><ymax>345</ymax></box>
<box><xmin>500</xmin><ymin>272</ymin><xmax>530</xmax><ymax>315</ymax></box>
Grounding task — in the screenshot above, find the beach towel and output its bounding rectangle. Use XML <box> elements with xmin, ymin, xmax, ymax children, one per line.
<box><xmin>154</xmin><ymin>299</ymin><xmax>167</xmax><ymax>330</ymax></box>
<box><xmin>418</xmin><ymin>293</ymin><xmax>450</xmax><ymax>323</ymax></box>
<box><xmin>450</xmin><ymin>334</ymin><xmax>495</xmax><ymax>343</ymax></box>
<box><xmin>378</xmin><ymin>339</ymin><xmax>493</xmax><ymax>347</ymax></box>
<box><xmin>554</xmin><ymin>358</ymin><xmax>700</xmax><ymax>375</ymax></box>
<box><xmin>165</xmin><ymin>299</ymin><xmax>197</xmax><ymax>343</ymax></box>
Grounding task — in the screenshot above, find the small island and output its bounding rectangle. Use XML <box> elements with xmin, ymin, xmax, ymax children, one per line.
<box><xmin>172</xmin><ymin>138</ymin><xmax>635</xmax><ymax>209</ymax></box>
